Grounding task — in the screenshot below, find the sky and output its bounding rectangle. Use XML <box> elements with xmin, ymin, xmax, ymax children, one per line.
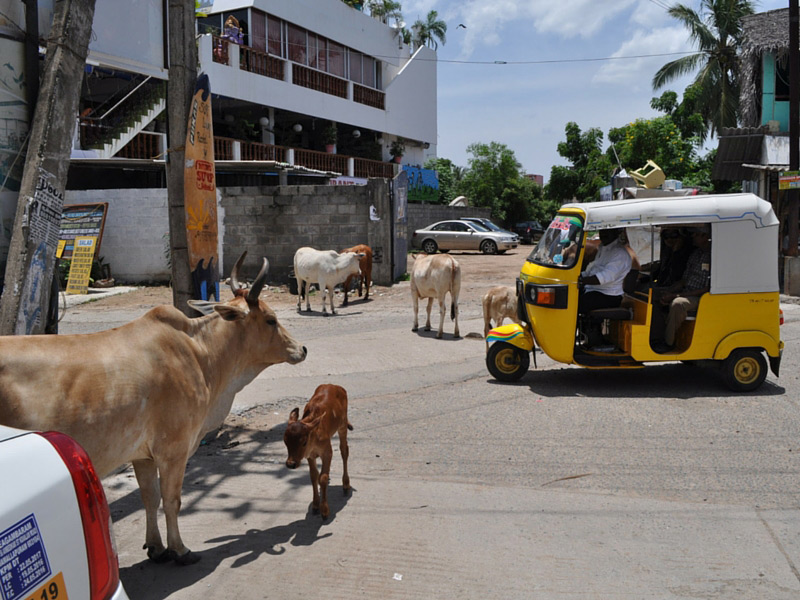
<box><xmin>400</xmin><ymin>0</ymin><xmax>789</xmax><ymax>182</ymax></box>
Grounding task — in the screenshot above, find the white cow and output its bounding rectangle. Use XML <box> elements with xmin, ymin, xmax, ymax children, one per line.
<box><xmin>410</xmin><ymin>253</ymin><xmax>461</xmax><ymax>339</ymax></box>
<box><xmin>294</xmin><ymin>247</ymin><xmax>364</xmax><ymax>315</ymax></box>
<box><xmin>482</xmin><ymin>285</ymin><xmax>521</xmax><ymax>338</ymax></box>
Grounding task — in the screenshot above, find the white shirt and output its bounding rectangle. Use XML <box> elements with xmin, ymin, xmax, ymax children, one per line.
<box><xmin>582</xmin><ymin>239</ymin><xmax>632</xmax><ymax>296</ymax></box>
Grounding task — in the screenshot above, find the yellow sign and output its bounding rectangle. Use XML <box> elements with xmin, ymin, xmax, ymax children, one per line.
<box><xmin>65</xmin><ymin>236</ymin><xmax>97</xmax><ymax>295</ymax></box>
<box><xmin>779</xmin><ymin>171</ymin><xmax>800</xmax><ymax>190</ymax></box>
<box><xmin>24</xmin><ymin>571</ymin><xmax>68</xmax><ymax>600</ymax></box>
<box><xmin>56</xmin><ymin>240</ymin><xmax>66</xmax><ymax>258</ymax></box>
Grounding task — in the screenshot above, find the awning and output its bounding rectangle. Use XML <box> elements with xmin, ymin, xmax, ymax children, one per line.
<box><xmin>712</xmin><ymin>127</ymin><xmax>767</xmax><ymax>180</ymax></box>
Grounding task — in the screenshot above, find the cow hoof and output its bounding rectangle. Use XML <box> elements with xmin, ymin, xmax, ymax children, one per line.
<box><xmin>173</xmin><ymin>550</ymin><xmax>202</xmax><ymax>566</ymax></box>
<box><xmin>412</xmin><ymin>326</ymin><xmax>418</xmax><ymax>332</ymax></box>
<box><xmin>454</xmin><ymin>333</ymin><xmax>461</xmax><ymax>339</ymax></box>
<box><xmin>424</xmin><ymin>326</ymin><xmax>431</xmax><ymax>332</ymax></box>
<box><xmin>145</xmin><ymin>545</ymin><xmax>172</xmax><ymax>564</ymax></box>
<box><xmin>321</xmin><ymin>505</ymin><xmax>330</xmax><ymax>519</ymax></box>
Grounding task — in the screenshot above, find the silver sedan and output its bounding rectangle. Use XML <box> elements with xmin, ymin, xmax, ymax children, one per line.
<box><xmin>411</xmin><ymin>220</ymin><xmax>518</xmax><ymax>255</ymax></box>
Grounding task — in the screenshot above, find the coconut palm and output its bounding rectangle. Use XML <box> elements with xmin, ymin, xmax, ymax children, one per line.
<box><xmin>652</xmin><ymin>0</ymin><xmax>754</xmax><ymax>138</ymax></box>
<box><xmin>367</xmin><ymin>0</ymin><xmax>403</xmax><ymax>23</ymax></box>
<box><xmin>412</xmin><ymin>10</ymin><xmax>447</xmax><ymax>50</ymax></box>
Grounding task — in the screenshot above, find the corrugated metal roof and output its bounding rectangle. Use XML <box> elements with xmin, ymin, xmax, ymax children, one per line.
<box><xmin>712</xmin><ymin>127</ymin><xmax>768</xmax><ymax>181</ymax></box>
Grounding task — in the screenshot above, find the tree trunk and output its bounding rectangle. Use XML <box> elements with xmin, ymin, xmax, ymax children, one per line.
<box><xmin>166</xmin><ymin>0</ymin><xmax>198</xmax><ymax>315</ymax></box>
<box><xmin>0</xmin><ymin>0</ymin><xmax>96</xmax><ymax>335</ymax></box>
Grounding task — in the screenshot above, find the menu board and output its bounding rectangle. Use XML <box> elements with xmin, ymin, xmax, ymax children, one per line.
<box><xmin>58</xmin><ymin>203</ymin><xmax>107</xmax><ymax>259</ymax></box>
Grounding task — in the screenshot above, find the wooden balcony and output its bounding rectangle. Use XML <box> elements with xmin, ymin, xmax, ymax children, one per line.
<box><xmin>240</xmin><ymin>46</ymin><xmax>284</xmax><ymax>81</ymax></box>
<box><xmin>214</xmin><ymin>136</ymin><xmax>235</xmax><ymax>160</ymax></box>
<box><xmin>292</xmin><ymin>64</ymin><xmax>348</xmax><ymax>99</ymax></box>
<box><xmin>294</xmin><ymin>148</ymin><xmax>349</xmax><ymax>173</ymax></box>
<box><xmin>117</xmin><ymin>131</ymin><xmax>163</xmax><ymax>159</ymax></box>
<box><xmin>240</xmin><ymin>140</ymin><xmax>287</xmax><ymax>162</ymax></box>
<box><xmin>212</xmin><ymin>35</ymin><xmax>229</xmax><ymax>66</ymax></box>
<box><xmin>353</xmin><ymin>84</ymin><xmax>385</xmax><ymax>110</ymax></box>
<box><xmin>354</xmin><ymin>157</ymin><xmax>394</xmax><ymax>178</ymax></box>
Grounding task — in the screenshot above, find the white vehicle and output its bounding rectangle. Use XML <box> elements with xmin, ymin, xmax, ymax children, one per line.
<box><xmin>0</xmin><ymin>425</ymin><xmax>129</xmax><ymax>600</ymax></box>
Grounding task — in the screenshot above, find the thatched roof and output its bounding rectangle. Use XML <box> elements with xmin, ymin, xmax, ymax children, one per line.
<box><xmin>739</xmin><ymin>8</ymin><xmax>789</xmax><ymax>127</ymax></box>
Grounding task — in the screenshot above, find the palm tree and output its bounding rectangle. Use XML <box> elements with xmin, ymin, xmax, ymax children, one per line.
<box><xmin>412</xmin><ymin>10</ymin><xmax>447</xmax><ymax>50</ymax></box>
<box><xmin>367</xmin><ymin>0</ymin><xmax>402</xmax><ymax>23</ymax></box>
<box><xmin>652</xmin><ymin>0</ymin><xmax>754</xmax><ymax>138</ymax></box>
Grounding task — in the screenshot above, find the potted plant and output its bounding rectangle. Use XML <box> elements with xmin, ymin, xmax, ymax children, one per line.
<box><xmin>322</xmin><ymin>122</ymin><xmax>337</xmax><ymax>153</ymax></box>
<box><xmin>390</xmin><ymin>138</ymin><xmax>405</xmax><ymax>163</ymax></box>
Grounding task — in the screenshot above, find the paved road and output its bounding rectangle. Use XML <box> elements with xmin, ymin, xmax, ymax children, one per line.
<box><xmin>60</xmin><ymin>252</ymin><xmax>800</xmax><ymax>599</ymax></box>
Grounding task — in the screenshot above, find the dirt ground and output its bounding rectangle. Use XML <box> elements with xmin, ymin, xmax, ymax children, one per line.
<box><xmin>93</xmin><ymin>249</ymin><xmax>531</xmax><ymax>313</ymax></box>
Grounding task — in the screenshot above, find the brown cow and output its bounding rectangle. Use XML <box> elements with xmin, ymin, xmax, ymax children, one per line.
<box><xmin>0</xmin><ymin>253</ymin><xmax>307</xmax><ymax>565</ymax></box>
<box><xmin>482</xmin><ymin>285</ymin><xmax>521</xmax><ymax>339</ymax></box>
<box><xmin>284</xmin><ymin>384</ymin><xmax>352</xmax><ymax>519</ymax></box>
<box><xmin>410</xmin><ymin>253</ymin><xmax>461</xmax><ymax>339</ymax></box>
<box><xmin>341</xmin><ymin>244</ymin><xmax>372</xmax><ymax>306</ymax></box>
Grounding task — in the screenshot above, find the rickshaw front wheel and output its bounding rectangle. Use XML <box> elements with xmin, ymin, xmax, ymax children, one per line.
<box><xmin>721</xmin><ymin>349</ymin><xmax>767</xmax><ymax>392</ymax></box>
<box><xmin>486</xmin><ymin>342</ymin><xmax>530</xmax><ymax>382</ymax></box>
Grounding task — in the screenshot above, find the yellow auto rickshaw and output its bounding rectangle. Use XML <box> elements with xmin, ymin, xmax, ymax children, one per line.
<box><xmin>486</xmin><ymin>193</ymin><xmax>784</xmax><ymax>392</ymax></box>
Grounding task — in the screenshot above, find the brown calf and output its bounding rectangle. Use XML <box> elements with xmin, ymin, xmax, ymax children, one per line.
<box><xmin>342</xmin><ymin>244</ymin><xmax>373</xmax><ymax>306</ymax></box>
<box><xmin>482</xmin><ymin>285</ymin><xmax>521</xmax><ymax>338</ymax></box>
<box><xmin>284</xmin><ymin>384</ymin><xmax>353</xmax><ymax>519</ymax></box>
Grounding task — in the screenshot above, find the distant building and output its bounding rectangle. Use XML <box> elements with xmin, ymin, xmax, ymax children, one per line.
<box><xmin>524</xmin><ymin>174</ymin><xmax>544</xmax><ymax>187</ymax></box>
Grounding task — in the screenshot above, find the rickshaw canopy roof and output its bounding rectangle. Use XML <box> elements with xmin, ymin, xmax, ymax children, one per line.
<box><xmin>559</xmin><ymin>193</ymin><xmax>779</xmax><ymax>294</ymax></box>
<box><xmin>562</xmin><ymin>193</ymin><xmax>778</xmax><ymax>230</ymax></box>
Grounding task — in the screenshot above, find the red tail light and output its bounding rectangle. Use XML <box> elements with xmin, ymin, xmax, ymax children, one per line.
<box><xmin>780</xmin><ymin>309</ymin><xmax>784</xmax><ymax>326</ymax></box>
<box><xmin>39</xmin><ymin>432</ymin><xmax>120</xmax><ymax>600</ymax></box>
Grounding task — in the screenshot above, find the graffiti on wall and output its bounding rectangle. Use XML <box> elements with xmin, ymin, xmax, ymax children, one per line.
<box><xmin>403</xmin><ymin>166</ymin><xmax>439</xmax><ymax>204</ymax></box>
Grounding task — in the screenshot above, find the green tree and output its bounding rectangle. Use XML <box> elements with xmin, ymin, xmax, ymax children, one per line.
<box><xmin>545</xmin><ymin>122</ymin><xmax>613</xmax><ymax>203</ymax></box>
<box><xmin>413</xmin><ymin>10</ymin><xmax>447</xmax><ymax>50</ymax></box>
<box><xmin>652</xmin><ymin>0</ymin><xmax>754</xmax><ymax>138</ymax></box>
<box><xmin>424</xmin><ymin>157</ymin><xmax>462</xmax><ymax>204</ymax></box>
<box><xmin>608</xmin><ymin>115</ymin><xmax>696</xmax><ymax>181</ymax></box>
<box><xmin>366</xmin><ymin>0</ymin><xmax>402</xmax><ymax>23</ymax></box>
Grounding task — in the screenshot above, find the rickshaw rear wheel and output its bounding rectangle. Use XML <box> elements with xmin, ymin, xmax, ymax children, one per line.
<box><xmin>486</xmin><ymin>342</ymin><xmax>530</xmax><ymax>382</ymax></box>
<box><xmin>721</xmin><ymin>349</ymin><xmax>767</xmax><ymax>392</ymax></box>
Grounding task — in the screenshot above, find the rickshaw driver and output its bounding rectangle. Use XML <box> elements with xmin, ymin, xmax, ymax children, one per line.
<box><xmin>577</xmin><ymin>228</ymin><xmax>632</xmax><ymax>347</ymax></box>
<box><xmin>651</xmin><ymin>226</ymin><xmax>711</xmax><ymax>352</ymax></box>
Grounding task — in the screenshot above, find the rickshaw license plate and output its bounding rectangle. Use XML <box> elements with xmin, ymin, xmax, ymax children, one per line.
<box><xmin>24</xmin><ymin>572</ymin><xmax>67</xmax><ymax>600</ymax></box>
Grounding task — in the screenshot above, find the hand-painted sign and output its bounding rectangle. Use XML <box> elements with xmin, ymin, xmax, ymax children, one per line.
<box><xmin>59</xmin><ymin>203</ymin><xmax>107</xmax><ymax>259</ymax></box>
<box><xmin>184</xmin><ymin>73</ymin><xmax>219</xmax><ymax>301</ymax></box>
<box><xmin>779</xmin><ymin>171</ymin><xmax>800</xmax><ymax>190</ymax></box>
<box><xmin>65</xmin><ymin>236</ymin><xmax>97</xmax><ymax>295</ymax></box>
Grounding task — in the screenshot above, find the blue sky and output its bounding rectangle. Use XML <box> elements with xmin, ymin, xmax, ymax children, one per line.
<box><xmin>401</xmin><ymin>0</ymin><xmax>788</xmax><ymax>181</ymax></box>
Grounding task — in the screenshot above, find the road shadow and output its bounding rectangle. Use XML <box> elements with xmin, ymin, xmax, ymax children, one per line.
<box><xmin>110</xmin><ymin>417</ymin><xmax>353</xmax><ymax>599</ymax></box>
<box><xmin>487</xmin><ymin>362</ymin><xmax>786</xmax><ymax>399</ymax></box>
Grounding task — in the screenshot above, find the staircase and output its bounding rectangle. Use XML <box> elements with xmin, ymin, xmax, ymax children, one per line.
<box><xmin>94</xmin><ymin>98</ymin><xmax>166</xmax><ymax>159</ymax></box>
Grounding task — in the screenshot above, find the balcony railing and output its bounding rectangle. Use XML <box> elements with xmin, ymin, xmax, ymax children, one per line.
<box><xmin>292</xmin><ymin>64</ymin><xmax>348</xmax><ymax>99</ymax></box>
<box><xmin>353</xmin><ymin>83</ymin><xmax>385</xmax><ymax>110</ymax></box>
<box><xmin>354</xmin><ymin>157</ymin><xmax>394</xmax><ymax>178</ymax></box>
<box><xmin>240</xmin><ymin>46</ymin><xmax>285</xmax><ymax>81</ymax></box>
<box><xmin>240</xmin><ymin>140</ymin><xmax>287</xmax><ymax>162</ymax></box>
<box><xmin>117</xmin><ymin>131</ymin><xmax>164</xmax><ymax>159</ymax></box>
<box><xmin>294</xmin><ymin>148</ymin><xmax>349</xmax><ymax>173</ymax></box>
<box><xmin>214</xmin><ymin>136</ymin><xmax>235</xmax><ymax>160</ymax></box>
<box><xmin>212</xmin><ymin>35</ymin><xmax>229</xmax><ymax>66</ymax></box>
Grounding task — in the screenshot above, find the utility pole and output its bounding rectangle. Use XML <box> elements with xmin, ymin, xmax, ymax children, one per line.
<box><xmin>166</xmin><ymin>0</ymin><xmax>197</xmax><ymax>315</ymax></box>
<box><xmin>0</xmin><ymin>0</ymin><xmax>96</xmax><ymax>334</ymax></box>
<box><xmin>789</xmin><ymin>0</ymin><xmax>799</xmax><ymax>257</ymax></box>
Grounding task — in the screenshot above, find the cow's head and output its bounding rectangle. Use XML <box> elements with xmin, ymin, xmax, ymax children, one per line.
<box><xmin>284</xmin><ymin>407</ymin><xmax>325</xmax><ymax>469</ymax></box>
<box><xmin>189</xmin><ymin>252</ymin><xmax>307</xmax><ymax>367</ymax></box>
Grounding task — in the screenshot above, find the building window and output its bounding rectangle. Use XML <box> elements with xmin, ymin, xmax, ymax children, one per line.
<box><xmin>363</xmin><ymin>55</ymin><xmax>375</xmax><ymax>87</ymax></box>
<box><xmin>288</xmin><ymin>23</ymin><xmax>307</xmax><ymax>64</ymax></box>
<box><xmin>349</xmin><ymin>49</ymin><xmax>363</xmax><ymax>84</ymax></box>
<box><xmin>267</xmin><ymin>15</ymin><xmax>283</xmax><ymax>56</ymax></box>
<box><xmin>776</xmin><ymin>57</ymin><xmax>789</xmax><ymax>102</ymax></box>
<box><xmin>329</xmin><ymin>41</ymin><xmax>344</xmax><ymax>77</ymax></box>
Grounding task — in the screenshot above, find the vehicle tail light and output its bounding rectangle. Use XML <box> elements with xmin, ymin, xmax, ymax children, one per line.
<box><xmin>39</xmin><ymin>431</ymin><xmax>120</xmax><ymax>600</ymax></box>
<box><xmin>536</xmin><ymin>287</ymin><xmax>556</xmax><ymax>305</ymax></box>
<box><xmin>780</xmin><ymin>309</ymin><xmax>784</xmax><ymax>326</ymax></box>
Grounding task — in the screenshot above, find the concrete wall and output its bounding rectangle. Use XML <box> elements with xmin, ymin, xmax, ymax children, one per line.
<box><xmin>60</xmin><ymin>186</ymin><xmax>493</xmax><ymax>285</ymax></box>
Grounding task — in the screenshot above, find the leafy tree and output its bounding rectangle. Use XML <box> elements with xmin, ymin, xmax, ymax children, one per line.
<box><xmin>608</xmin><ymin>115</ymin><xmax>696</xmax><ymax>181</ymax></box>
<box><xmin>423</xmin><ymin>157</ymin><xmax>462</xmax><ymax>204</ymax></box>
<box><xmin>366</xmin><ymin>0</ymin><xmax>402</xmax><ymax>23</ymax></box>
<box><xmin>413</xmin><ymin>10</ymin><xmax>447</xmax><ymax>50</ymax></box>
<box><xmin>652</xmin><ymin>0</ymin><xmax>755</xmax><ymax>138</ymax></box>
<box><xmin>545</xmin><ymin>122</ymin><xmax>614</xmax><ymax>203</ymax></box>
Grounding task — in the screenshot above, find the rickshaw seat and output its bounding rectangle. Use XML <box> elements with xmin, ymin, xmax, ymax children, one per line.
<box><xmin>588</xmin><ymin>269</ymin><xmax>640</xmax><ymax>322</ymax></box>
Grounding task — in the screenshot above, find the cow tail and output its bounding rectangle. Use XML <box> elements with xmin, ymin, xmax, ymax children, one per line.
<box><xmin>347</xmin><ymin>421</ymin><xmax>354</xmax><ymax>431</ymax></box>
<box><xmin>450</xmin><ymin>256</ymin><xmax>461</xmax><ymax>321</ymax></box>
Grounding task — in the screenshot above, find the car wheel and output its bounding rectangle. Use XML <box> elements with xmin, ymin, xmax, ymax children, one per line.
<box><xmin>481</xmin><ymin>240</ymin><xmax>498</xmax><ymax>254</ymax></box>
<box><xmin>486</xmin><ymin>342</ymin><xmax>529</xmax><ymax>382</ymax></box>
<box><xmin>422</xmin><ymin>239</ymin><xmax>438</xmax><ymax>254</ymax></box>
<box><xmin>720</xmin><ymin>349</ymin><xmax>767</xmax><ymax>392</ymax></box>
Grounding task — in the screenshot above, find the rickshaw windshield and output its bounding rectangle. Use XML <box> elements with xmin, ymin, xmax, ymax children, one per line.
<box><xmin>527</xmin><ymin>214</ymin><xmax>585</xmax><ymax>268</ymax></box>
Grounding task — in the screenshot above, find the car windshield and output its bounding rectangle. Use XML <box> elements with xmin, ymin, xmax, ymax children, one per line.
<box><xmin>469</xmin><ymin>222</ymin><xmax>491</xmax><ymax>232</ymax></box>
<box><xmin>527</xmin><ymin>214</ymin><xmax>584</xmax><ymax>268</ymax></box>
<box><xmin>477</xmin><ymin>220</ymin><xmax>501</xmax><ymax>232</ymax></box>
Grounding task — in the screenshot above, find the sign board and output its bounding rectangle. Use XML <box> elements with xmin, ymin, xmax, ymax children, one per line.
<box><xmin>184</xmin><ymin>73</ymin><xmax>219</xmax><ymax>301</ymax></box>
<box><xmin>59</xmin><ymin>203</ymin><xmax>107</xmax><ymax>259</ymax></box>
<box><xmin>65</xmin><ymin>236</ymin><xmax>97</xmax><ymax>295</ymax></box>
<box><xmin>779</xmin><ymin>171</ymin><xmax>800</xmax><ymax>190</ymax></box>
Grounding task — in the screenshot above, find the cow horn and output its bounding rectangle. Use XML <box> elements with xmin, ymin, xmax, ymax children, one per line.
<box><xmin>247</xmin><ymin>258</ymin><xmax>270</xmax><ymax>302</ymax></box>
<box><xmin>229</xmin><ymin>251</ymin><xmax>248</xmax><ymax>295</ymax></box>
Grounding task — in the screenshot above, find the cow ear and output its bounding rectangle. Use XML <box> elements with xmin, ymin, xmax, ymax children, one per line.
<box><xmin>214</xmin><ymin>304</ymin><xmax>249</xmax><ymax>321</ymax></box>
<box><xmin>289</xmin><ymin>408</ymin><xmax>300</xmax><ymax>423</ymax></box>
<box><xmin>187</xmin><ymin>299</ymin><xmax>218</xmax><ymax>315</ymax></box>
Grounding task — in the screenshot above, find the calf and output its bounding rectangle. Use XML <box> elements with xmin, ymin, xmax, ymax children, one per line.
<box><xmin>341</xmin><ymin>244</ymin><xmax>373</xmax><ymax>306</ymax></box>
<box><xmin>482</xmin><ymin>285</ymin><xmax>521</xmax><ymax>338</ymax></box>
<box><xmin>284</xmin><ymin>384</ymin><xmax>352</xmax><ymax>519</ymax></box>
<box><xmin>410</xmin><ymin>253</ymin><xmax>461</xmax><ymax>339</ymax></box>
<box><xmin>294</xmin><ymin>247</ymin><xmax>364</xmax><ymax>315</ymax></box>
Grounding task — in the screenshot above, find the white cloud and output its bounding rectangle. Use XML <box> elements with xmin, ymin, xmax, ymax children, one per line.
<box><xmin>592</xmin><ymin>26</ymin><xmax>693</xmax><ymax>88</ymax></box>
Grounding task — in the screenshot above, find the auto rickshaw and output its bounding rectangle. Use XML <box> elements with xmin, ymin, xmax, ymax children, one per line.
<box><xmin>486</xmin><ymin>193</ymin><xmax>784</xmax><ymax>392</ymax></box>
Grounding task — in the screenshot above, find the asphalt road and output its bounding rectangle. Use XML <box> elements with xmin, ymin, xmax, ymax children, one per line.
<box><xmin>59</xmin><ymin>251</ymin><xmax>800</xmax><ymax>599</ymax></box>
